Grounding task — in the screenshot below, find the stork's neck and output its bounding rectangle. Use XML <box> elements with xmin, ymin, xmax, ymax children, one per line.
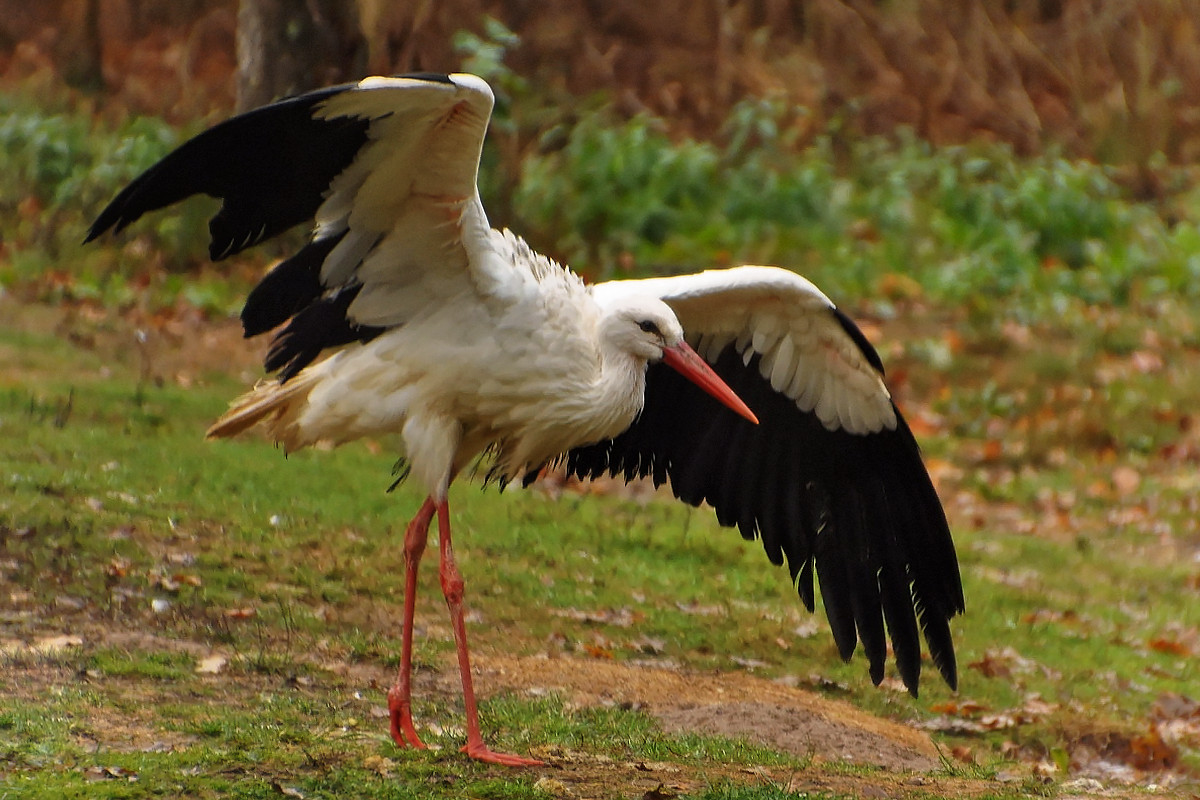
<box><xmin>592</xmin><ymin>327</ymin><xmax>652</xmax><ymax>441</ymax></box>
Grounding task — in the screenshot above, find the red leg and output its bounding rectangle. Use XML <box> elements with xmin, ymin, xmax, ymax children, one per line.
<box><xmin>435</xmin><ymin>500</ymin><xmax>544</xmax><ymax>767</ymax></box>
<box><xmin>388</xmin><ymin>497</ymin><xmax>436</xmax><ymax>750</ymax></box>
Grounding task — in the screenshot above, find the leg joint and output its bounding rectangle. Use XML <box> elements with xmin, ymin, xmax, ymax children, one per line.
<box><xmin>439</xmin><ymin>569</ymin><xmax>464</xmax><ymax>604</ymax></box>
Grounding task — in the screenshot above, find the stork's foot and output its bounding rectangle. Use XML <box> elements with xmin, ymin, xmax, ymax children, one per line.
<box><xmin>461</xmin><ymin>741</ymin><xmax>544</xmax><ymax>767</ymax></box>
<box><xmin>387</xmin><ymin>686</ymin><xmax>427</xmax><ymax>750</ymax></box>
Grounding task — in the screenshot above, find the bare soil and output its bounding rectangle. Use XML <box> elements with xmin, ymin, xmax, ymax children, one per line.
<box><xmin>472</xmin><ymin>652</ymin><xmax>940</xmax><ymax>772</ymax></box>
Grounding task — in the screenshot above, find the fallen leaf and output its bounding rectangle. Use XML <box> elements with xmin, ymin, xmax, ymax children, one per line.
<box><xmin>271</xmin><ymin>782</ymin><xmax>304</xmax><ymax>798</ymax></box>
<box><xmin>362</xmin><ymin>755</ymin><xmax>396</xmax><ymax>777</ymax></box>
<box><xmin>195</xmin><ymin>654</ymin><xmax>226</xmax><ymax>674</ymax></box>
<box><xmin>730</xmin><ymin>656</ymin><xmax>770</xmax><ymax>670</ymax></box>
<box><xmin>740</xmin><ymin>765</ymin><xmax>772</xmax><ymax>777</ymax></box>
<box><xmin>968</xmin><ymin>646</ymin><xmax>1046</xmax><ymax>679</ymax></box>
<box><xmin>792</xmin><ymin>620</ymin><xmax>821</xmax><ymax>638</ymax></box>
<box><xmin>979</xmin><ymin>713</ymin><xmax>1019</xmax><ymax>730</ymax></box>
<box><xmin>1130</xmin><ymin>350</ymin><xmax>1163</xmax><ymax>373</ymax></box>
<box><xmin>1112</xmin><ymin>466</ymin><xmax>1141</xmax><ymax>497</ymax></box>
<box><xmin>583</xmin><ymin>643</ymin><xmax>613</xmax><ymax>659</ymax></box>
<box><xmin>674</xmin><ymin>601</ymin><xmax>724</xmax><ymax>616</ymax></box>
<box><xmin>34</xmin><ymin>634</ymin><xmax>84</xmax><ymax>654</ymax></box>
<box><xmin>629</xmin><ymin>635</ymin><xmax>666</xmax><ymax>654</ymax></box>
<box><xmin>533</xmin><ymin>776</ymin><xmax>570</xmax><ymax>797</ymax></box>
<box><xmin>551</xmin><ymin>606</ymin><xmax>636</xmax><ymax>627</ymax></box>
<box><xmin>1128</xmin><ymin>728</ymin><xmax>1178</xmax><ymax>771</ymax></box>
<box><xmin>930</xmin><ymin>700</ymin><xmax>989</xmax><ymax>716</ymax></box>
<box><xmin>1148</xmin><ymin>637</ymin><xmax>1190</xmax><ymax>657</ymax></box>
<box><xmin>84</xmin><ymin>765</ymin><xmax>138</xmax><ymax>782</ymax></box>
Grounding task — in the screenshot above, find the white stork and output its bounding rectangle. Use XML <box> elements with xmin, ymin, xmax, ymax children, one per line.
<box><xmin>87</xmin><ymin>72</ymin><xmax>964</xmax><ymax>767</ymax></box>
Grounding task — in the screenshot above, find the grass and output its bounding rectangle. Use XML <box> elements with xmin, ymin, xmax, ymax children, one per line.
<box><xmin>4</xmin><ymin>275</ymin><xmax>1200</xmax><ymax>798</ymax></box>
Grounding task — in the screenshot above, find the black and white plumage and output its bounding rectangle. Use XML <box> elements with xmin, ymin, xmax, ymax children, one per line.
<box><xmin>87</xmin><ymin>72</ymin><xmax>963</xmax><ymax>766</ymax></box>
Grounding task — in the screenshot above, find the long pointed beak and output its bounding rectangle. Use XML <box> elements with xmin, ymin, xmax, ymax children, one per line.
<box><xmin>661</xmin><ymin>342</ymin><xmax>759</xmax><ymax>424</ymax></box>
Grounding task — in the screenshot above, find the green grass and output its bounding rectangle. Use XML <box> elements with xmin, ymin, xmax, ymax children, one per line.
<box><xmin>4</xmin><ymin>277</ymin><xmax>1200</xmax><ymax>797</ymax></box>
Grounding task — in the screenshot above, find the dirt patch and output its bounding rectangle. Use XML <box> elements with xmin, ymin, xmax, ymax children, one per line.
<box><xmin>470</xmin><ymin>653</ymin><xmax>940</xmax><ymax>772</ymax></box>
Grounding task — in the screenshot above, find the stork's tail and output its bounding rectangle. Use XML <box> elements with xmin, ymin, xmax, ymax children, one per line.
<box><xmin>205</xmin><ymin>369</ymin><xmax>322</xmax><ymax>448</ymax></box>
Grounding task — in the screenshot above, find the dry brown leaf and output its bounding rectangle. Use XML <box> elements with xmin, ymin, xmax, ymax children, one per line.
<box><xmin>1148</xmin><ymin>637</ymin><xmax>1191</xmax><ymax>657</ymax></box>
<box><xmin>1128</xmin><ymin>729</ymin><xmax>1178</xmax><ymax>771</ymax></box>
<box><xmin>978</xmin><ymin>713</ymin><xmax>1019</xmax><ymax>730</ymax></box>
<box><xmin>551</xmin><ymin>607</ymin><xmax>637</xmax><ymax>627</ymax></box>
<box><xmin>533</xmin><ymin>776</ymin><xmax>570</xmax><ymax>796</ymax></box>
<box><xmin>84</xmin><ymin>765</ymin><xmax>138</xmax><ymax>782</ymax></box>
<box><xmin>362</xmin><ymin>755</ymin><xmax>396</xmax><ymax>777</ymax></box>
<box><xmin>930</xmin><ymin>699</ymin><xmax>990</xmax><ymax>716</ymax></box>
<box><xmin>583</xmin><ymin>643</ymin><xmax>613</xmax><ymax>659</ymax></box>
<box><xmin>1112</xmin><ymin>466</ymin><xmax>1141</xmax><ymax>497</ymax></box>
<box><xmin>270</xmin><ymin>782</ymin><xmax>304</xmax><ymax>799</ymax></box>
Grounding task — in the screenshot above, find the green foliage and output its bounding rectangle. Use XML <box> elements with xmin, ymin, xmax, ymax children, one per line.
<box><xmin>4</xmin><ymin>79</ymin><xmax>1199</xmax><ymax>321</ymax></box>
<box><xmin>513</xmin><ymin>105</ymin><xmax>1200</xmax><ymax>313</ymax></box>
<box><xmin>0</xmin><ymin>91</ymin><xmax>233</xmax><ymax>311</ymax></box>
<box><xmin>0</xmin><ymin>95</ymin><xmax>194</xmax><ymax>255</ymax></box>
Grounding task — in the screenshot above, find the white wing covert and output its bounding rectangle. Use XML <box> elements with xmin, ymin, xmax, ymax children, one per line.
<box><xmin>593</xmin><ymin>266</ymin><xmax>896</xmax><ymax>435</ymax></box>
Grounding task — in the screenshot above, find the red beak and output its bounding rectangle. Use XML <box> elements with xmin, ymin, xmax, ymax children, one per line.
<box><xmin>660</xmin><ymin>342</ymin><xmax>759</xmax><ymax>425</ymax></box>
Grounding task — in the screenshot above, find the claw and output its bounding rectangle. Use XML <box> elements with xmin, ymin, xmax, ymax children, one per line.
<box><xmin>387</xmin><ymin>686</ymin><xmax>427</xmax><ymax>750</ymax></box>
<box><xmin>461</xmin><ymin>742</ymin><xmax>544</xmax><ymax>767</ymax></box>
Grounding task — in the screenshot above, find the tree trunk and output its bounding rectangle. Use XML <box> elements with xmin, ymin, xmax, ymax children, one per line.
<box><xmin>235</xmin><ymin>0</ymin><xmax>364</xmax><ymax>111</ymax></box>
<box><xmin>61</xmin><ymin>0</ymin><xmax>104</xmax><ymax>91</ymax></box>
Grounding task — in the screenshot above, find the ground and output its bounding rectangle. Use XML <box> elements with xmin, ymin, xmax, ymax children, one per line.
<box><xmin>4</xmin><ymin>296</ymin><xmax>1197</xmax><ymax>798</ymax></box>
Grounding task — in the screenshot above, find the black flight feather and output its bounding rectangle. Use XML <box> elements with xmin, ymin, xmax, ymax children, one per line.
<box><xmin>565</xmin><ymin>344</ymin><xmax>963</xmax><ymax>695</ymax></box>
<box><xmin>86</xmin><ymin>83</ymin><xmax>371</xmax><ymax>260</ymax></box>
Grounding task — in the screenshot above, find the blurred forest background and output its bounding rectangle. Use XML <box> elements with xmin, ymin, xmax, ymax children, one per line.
<box><xmin>3</xmin><ymin>0</ymin><xmax>1200</xmax><ymax>301</ymax></box>
<box><xmin>8</xmin><ymin>0</ymin><xmax>1200</xmax><ymax>161</ymax></box>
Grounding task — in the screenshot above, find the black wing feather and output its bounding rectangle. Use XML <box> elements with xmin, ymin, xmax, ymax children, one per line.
<box><xmin>86</xmin><ymin>83</ymin><xmax>370</xmax><ymax>261</ymax></box>
<box><xmin>565</xmin><ymin>344</ymin><xmax>963</xmax><ymax>695</ymax></box>
<box><xmin>264</xmin><ymin>284</ymin><xmax>384</xmax><ymax>381</ymax></box>
<box><xmin>241</xmin><ymin>231</ymin><xmax>347</xmax><ymax>337</ymax></box>
<box><xmin>87</xmin><ymin>74</ymin><xmax>465</xmax><ymax>379</ymax></box>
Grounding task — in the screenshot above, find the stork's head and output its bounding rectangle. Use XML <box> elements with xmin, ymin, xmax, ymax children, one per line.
<box><xmin>600</xmin><ymin>295</ymin><xmax>759</xmax><ymax>425</ymax></box>
<box><xmin>600</xmin><ymin>295</ymin><xmax>687</xmax><ymax>363</ymax></box>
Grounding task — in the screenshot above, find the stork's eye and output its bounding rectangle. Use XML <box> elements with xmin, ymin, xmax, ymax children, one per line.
<box><xmin>638</xmin><ymin>320</ymin><xmax>661</xmax><ymax>335</ymax></box>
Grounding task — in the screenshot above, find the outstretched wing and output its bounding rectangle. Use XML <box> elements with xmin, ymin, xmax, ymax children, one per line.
<box><xmin>87</xmin><ymin>73</ymin><xmax>500</xmax><ymax>379</ymax></box>
<box><xmin>570</xmin><ymin>265</ymin><xmax>964</xmax><ymax>695</ymax></box>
